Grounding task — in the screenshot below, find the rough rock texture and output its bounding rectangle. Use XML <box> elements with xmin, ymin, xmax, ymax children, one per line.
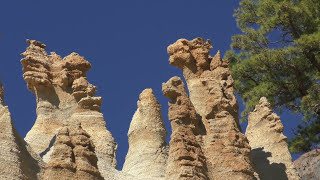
<box><xmin>294</xmin><ymin>149</ymin><xmax>320</xmax><ymax>180</ymax></box>
<box><xmin>167</xmin><ymin>38</ymin><xmax>255</xmax><ymax>179</ymax></box>
<box><xmin>0</xmin><ymin>76</ymin><xmax>45</xmax><ymax>180</ymax></box>
<box><xmin>163</xmin><ymin>77</ymin><xmax>208</xmax><ymax>180</ymax></box>
<box><xmin>21</xmin><ymin>40</ymin><xmax>117</xmax><ymax>174</ymax></box>
<box><xmin>246</xmin><ymin>97</ymin><xmax>301</xmax><ymax>180</ymax></box>
<box><xmin>44</xmin><ymin>122</ymin><xmax>104</xmax><ymax>180</ymax></box>
<box><xmin>122</xmin><ymin>89</ymin><xmax>168</xmax><ymax>179</ymax></box>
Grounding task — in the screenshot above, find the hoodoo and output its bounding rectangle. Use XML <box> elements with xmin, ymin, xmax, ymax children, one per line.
<box><xmin>167</xmin><ymin>38</ymin><xmax>255</xmax><ymax>179</ymax></box>
<box><xmin>246</xmin><ymin>97</ymin><xmax>301</xmax><ymax>180</ymax></box>
<box><xmin>21</xmin><ymin>40</ymin><xmax>117</xmax><ymax>178</ymax></box>
<box><xmin>123</xmin><ymin>89</ymin><xmax>168</xmax><ymax>179</ymax></box>
<box><xmin>0</xmin><ymin>38</ymin><xmax>302</xmax><ymax>180</ymax></box>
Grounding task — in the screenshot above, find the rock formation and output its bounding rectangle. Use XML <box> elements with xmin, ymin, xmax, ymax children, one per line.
<box><xmin>294</xmin><ymin>149</ymin><xmax>320</xmax><ymax>180</ymax></box>
<box><xmin>0</xmin><ymin>38</ymin><xmax>304</xmax><ymax>180</ymax></box>
<box><xmin>122</xmin><ymin>89</ymin><xmax>168</xmax><ymax>179</ymax></box>
<box><xmin>162</xmin><ymin>77</ymin><xmax>208</xmax><ymax>180</ymax></box>
<box><xmin>246</xmin><ymin>97</ymin><xmax>301</xmax><ymax>180</ymax></box>
<box><xmin>44</xmin><ymin>121</ymin><xmax>103</xmax><ymax>180</ymax></box>
<box><xmin>167</xmin><ymin>38</ymin><xmax>255</xmax><ymax>179</ymax></box>
<box><xmin>0</xmin><ymin>76</ymin><xmax>45</xmax><ymax>180</ymax></box>
<box><xmin>20</xmin><ymin>40</ymin><xmax>117</xmax><ymax>176</ymax></box>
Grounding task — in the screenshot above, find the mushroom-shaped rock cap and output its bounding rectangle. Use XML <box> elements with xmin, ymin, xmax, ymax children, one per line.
<box><xmin>167</xmin><ymin>38</ymin><xmax>212</xmax><ymax>55</ymax></box>
<box><xmin>162</xmin><ymin>76</ymin><xmax>185</xmax><ymax>101</ymax></box>
<box><xmin>167</xmin><ymin>38</ymin><xmax>212</xmax><ymax>71</ymax></box>
<box><xmin>63</xmin><ymin>53</ymin><xmax>92</xmax><ymax>74</ymax></box>
<box><xmin>21</xmin><ymin>39</ymin><xmax>48</xmax><ymax>58</ymax></box>
<box><xmin>26</xmin><ymin>39</ymin><xmax>47</xmax><ymax>48</ymax></box>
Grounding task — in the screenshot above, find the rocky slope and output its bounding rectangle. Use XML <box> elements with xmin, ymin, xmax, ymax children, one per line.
<box><xmin>246</xmin><ymin>97</ymin><xmax>300</xmax><ymax>180</ymax></box>
<box><xmin>167</xmin><ymin>38</ymin><xmax>255</xmax><ymax>179</ymax></box>
<box><xmin>294</xmin><ymin>149</ymin><xmax>320</xmax><ymax>180</ymax></box>
<box><xmin>122</xmin><ymin>89</ymin><xmax>168</xmax><ymax>179</ymax></box>
<box><xmin>0</xmin><ymin>76</ymin><xmax>45</xmax><ymax>180</ymax></box>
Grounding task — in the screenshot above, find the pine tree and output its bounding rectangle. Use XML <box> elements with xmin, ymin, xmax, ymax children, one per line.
<box><xmin>226</xmin><ymin>0</ymin><xmax>320</xmax><ymax>153</ymax></box>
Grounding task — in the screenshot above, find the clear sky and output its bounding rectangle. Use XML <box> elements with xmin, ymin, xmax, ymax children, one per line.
<box><xmin>0</xmin><ymin>0</ymin><xmax>302</xmax><ymax>169</ymax></box>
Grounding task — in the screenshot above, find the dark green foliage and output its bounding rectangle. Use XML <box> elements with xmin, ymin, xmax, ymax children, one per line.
<box><xmin>226</xmin><ymin>0</ymin><xmax>320</xmax><ymax>153</ymax></box>
<box><xmin>289</xmin><ymin>118</ymin><xmax>320</xmax><ymax>152</ymax></box>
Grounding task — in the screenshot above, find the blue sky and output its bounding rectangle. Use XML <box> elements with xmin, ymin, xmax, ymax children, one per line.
<box><xmin>0</xmin><ymin>0</ymin><xmax>302</xmax><ymax>169</ymax></box>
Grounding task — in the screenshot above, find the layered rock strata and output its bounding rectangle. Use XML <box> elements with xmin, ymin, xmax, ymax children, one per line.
<box><xmin>21</xmin><ymin>40</ymin><xmax>117</xmax><ymax>172</ymax></box>
<box><xmin>44</xmin><ymin>122</ymin><xmax>103</xmax><ymax>180</ymax></box>
<box><xmin>0</xmin><ymin>76</ymin><xmax>45</xmax><ymax>180</ymax></box>
<box><xmin>167</xmin><ymin>38</ymin><xmax>255</xmax><ymax>179</ymax></box>
<box><xmin>122</xmin><ymin>89</ymin><xmax>168</xmax><ymax>179</ymax></box>
<box><xmin>246</xmin><ymin>97</ymin><xmax>300</xmax><ymax>180</ymax></box>
<box><xmin>163</xmin><ymin>76</ymin><xmax>208</xmax><ymax>180</ymax></box>
<box><xmin>294</xmin><ymin>149</ymin><xmax>320</xmax><ymax>180</ymax></box>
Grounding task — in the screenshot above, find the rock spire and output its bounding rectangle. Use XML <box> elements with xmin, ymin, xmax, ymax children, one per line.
<box><xmin>20</xmin><ymin>40</ymin><xmax>117</xmax><ymax>174</ymax></box>
<box><xmin>246</xmin><ymin>97</ymin><xmax>301</xmax><ymax>180</ymax></box>
<box><xmin>167</xmin><ymin>38</ymin><xmax>255</xmax><ymax>179</ymax></box>
<box><xmin>0</xmin><ymin>76</ymin><xmax>45</xmax><ymax>180</ymax></box>
<box><xmin>122</xmin><ymin>89</ymin><xmax>168</xmax><ymax>179</ymax></box>
<box><xmin>163</xmin><ymin>76</ymin><xmax>208</xmax><ymax>180</ymax></box>
<box><xmin>0</xmin><ymin>38</ymin><xmax>304</xmax><ymax>180</ymax></box>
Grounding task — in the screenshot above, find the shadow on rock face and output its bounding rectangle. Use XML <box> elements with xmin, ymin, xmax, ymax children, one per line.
<box><xmin>252</xmin><ymin>147</ymin><xmax>288</xmax><ymax>180</ymax></box>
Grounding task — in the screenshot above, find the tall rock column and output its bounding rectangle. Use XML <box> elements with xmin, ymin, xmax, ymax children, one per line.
<box><xmin>246</xmin><ymin>97</ymin><xmax>301</xmax><ymax>180</ymax></box>
<box><xmin>122</xmin><ymin>89</ymin><xmax>168</xmax><ymax>179</ymax></box>
<box><xmin>0</xmin><ymin>76</ymin><xmax>45</xmax><ymax>179</ymax></box>
<box><xmin>167</xmin><ymin>38</ymin><xmax>255</xmax><ymax>179</ymax></box>
<box><xmin>21</xmin><ymin>40</ymin><xmax>117</xmax><ymax>171</ymax></box>
<box><xmin>163</xmin><ymin>76</ymin><xmax>208</xmax><ymax>180</ymax></box>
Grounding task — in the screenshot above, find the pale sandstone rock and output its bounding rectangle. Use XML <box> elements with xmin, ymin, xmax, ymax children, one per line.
<box><xmin>0</xmin><ymin>77</ymin><xmax>45</xmax><ymax>180</ymax></box>
<box><xmin>21</xmin><ymin>40</ymin><xmax>117</xmax><ymax>174</ymax></box>
<box><xmin>246</xmin><ymin>97</ymin><xmax>301</xmax><ymax>180</ymax></box>
<box><xmin>122</xmin><ymin>89</ymin><xmax>168</xmax><ymax>179</ymax></box>
<box><xmin>167</xmin><ymin>38</ymin><xmax>255</xmax><ymax>179</ymax></box>
<box><xmin>163</xmin><ymin>77</ymin><xmax>208</xmax><ymax>180</ymax></box>
<box><xmin>294</xmin><ymin>149</ymin><xmax>320</xmax><ymax>180</ymax></box>
<box><xmin>44</xmin><ymin>121</ymin><xmax>104</xmax><ymax>180</ymax></box>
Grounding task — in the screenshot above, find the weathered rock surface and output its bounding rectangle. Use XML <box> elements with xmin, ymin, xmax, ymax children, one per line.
<box><xmin>0</xmin><ymin>37</ymin><xmax>304</xmax><ymax>180</ymax></box>
<box><xmin>167</xmin><ymin>38</ymin><xmax>255</xmax><ymax>179</ymax></box>
<box><xmin>122</xmin><ymin>89</ymin><xmax>168</xmax><ymax>179</ymax></box>
<box><xmin>294</xmin><ymin>149</ymin><xmax>320</xmax><ymax>180</ymax></box>
<box><xmin>163</xmin><ymin>77</ymin><xmax>208</xmax><ymax>180</ymax></box>
<box><xmin>0</xmin><ymin>76</ymin><xmax>45</xmax><ymax>180</ymax></box>
<box><xmin>44</xmin><ymin>121</ymin><xmax>104</xmax><ymax>180</ymax></box>
<box><xmin>246</xmin><ymin>97</ymin><xmax>301</xmax><ymax>180</ymax></box>
<box><xmin>21</xmin><ymin>40</ymin><xmax>117</xmax><ymax>173</ymax></box>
